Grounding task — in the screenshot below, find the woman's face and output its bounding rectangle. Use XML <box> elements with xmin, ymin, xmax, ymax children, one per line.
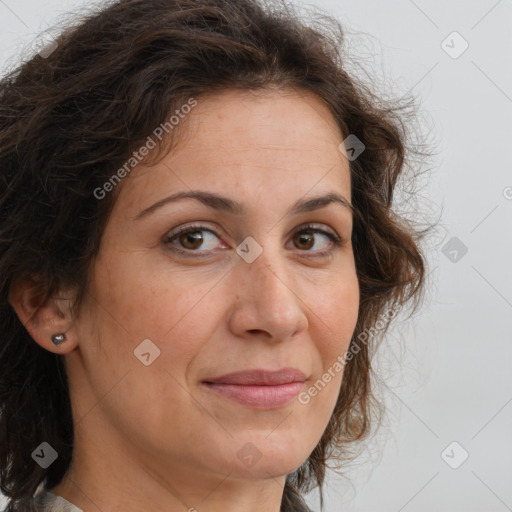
<box><xmin>67</xmin><ymin>87</ymin><xmax>359</xmax><ymax>494</ymax></box>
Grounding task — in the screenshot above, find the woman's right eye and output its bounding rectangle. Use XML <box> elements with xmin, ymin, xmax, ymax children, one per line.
<box><xmin>164</xmin><ymin>225</ymin><xmax>227</xmax><ymax>256</ymax></box>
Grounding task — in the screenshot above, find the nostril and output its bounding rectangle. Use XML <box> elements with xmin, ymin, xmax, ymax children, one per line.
<box><xmin>247</xmin><ymin>329</ymin><xmax>269</xmax><ymax>335</ymax></box>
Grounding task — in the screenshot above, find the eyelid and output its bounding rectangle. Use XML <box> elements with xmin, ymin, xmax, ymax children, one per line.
<box><xmin>290</xmin><ymin>222</ymin><xmax>340</xmax><ymax>240</ymax></box>
<box><xmin>165</xmin><ymin>222</ymin><xmax>221</xmax><ymax>240</ymax></box>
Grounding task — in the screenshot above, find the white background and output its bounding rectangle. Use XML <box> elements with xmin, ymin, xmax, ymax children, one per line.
<box><xmin>1</xmin><ymin>1</ymin><xmax>511</xmax><ymax>511</ymax></box>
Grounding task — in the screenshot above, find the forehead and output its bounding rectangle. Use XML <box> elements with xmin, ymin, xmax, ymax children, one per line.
<box><xmin>183</xmin><ymin>87</ymin><xmax>344</xmax><ymax>148</ymax></box>
<box><xmin>115</xmin><ymin>87</ymin><xmax>351</xmax><ymax>214</ymax></box>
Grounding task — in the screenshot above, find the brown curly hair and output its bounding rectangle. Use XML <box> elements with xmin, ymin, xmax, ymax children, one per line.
<box><xmin>0</xmin><ymin>0</ymin><xmax>435</xmax><ymax>510</ymax></box>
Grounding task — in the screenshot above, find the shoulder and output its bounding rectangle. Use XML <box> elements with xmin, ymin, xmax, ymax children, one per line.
<box><xmin>32</xmin><ymin>491</ymin><xmax>83</xmax><ymax>512</ymax></box>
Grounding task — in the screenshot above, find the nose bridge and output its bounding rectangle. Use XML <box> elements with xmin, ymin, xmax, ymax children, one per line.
<box><xmin>246</xmin><ymin>240</ymin><xmax>293</xmax><ymax>297</ymax></box>
<box><xmin>229</xmin><ymin>242</ymin><xmax>308</xmax><ymax>339</ymax></box>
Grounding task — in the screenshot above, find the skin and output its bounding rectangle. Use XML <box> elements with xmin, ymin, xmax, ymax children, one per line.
<box><xmin>10</xmin><ymin>87</ymin><xmax>359</xmax><ymax>512</ymax></box>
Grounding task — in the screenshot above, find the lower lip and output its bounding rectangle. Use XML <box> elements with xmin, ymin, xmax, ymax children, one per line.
<box><xmin>202</xmin><ymin>382</ymin><xmax>305</xmax><ymax>408</ymax></box>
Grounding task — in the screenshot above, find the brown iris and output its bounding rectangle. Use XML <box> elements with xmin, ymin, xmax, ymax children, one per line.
<box><xmin>179</xmin><ymin>231</ymin><xmax>204</xmax><ymax>250</ymax></box>
<box><xmin>293</xmin><ymin>232</ymin><xmax>314</xmax><ymax>250</ymax></box>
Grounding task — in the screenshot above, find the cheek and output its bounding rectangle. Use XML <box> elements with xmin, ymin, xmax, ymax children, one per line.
<box><xmin>90</xmin><ymin>249</ymin><xmax>220</xmax><ymax>342</ymax></box>
<box><xmin>311</xmin><ymin>273</ymin><xmax>359</xmax><ymax>352</ymax></box>
<box><xmin>294</xmin><ymin>274</ymin><xmax>358</xmax><ymax>413</ymax></box>
<box><xmin>75</xmin><ymin>267</ymin><xmax>219</xmax><ymax>446</ymax></box>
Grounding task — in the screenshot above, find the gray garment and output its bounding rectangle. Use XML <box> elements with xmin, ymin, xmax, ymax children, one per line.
<box><xmin>33</xmin><ymin>491</ymin><xmax>83</xmax><ymax>512</ymax></box>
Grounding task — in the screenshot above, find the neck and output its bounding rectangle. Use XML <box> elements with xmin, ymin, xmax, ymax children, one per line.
<box><xmin>51</xmin><ymin>425</ymin><xmax>287</xmax><ymax>512</ymax></box>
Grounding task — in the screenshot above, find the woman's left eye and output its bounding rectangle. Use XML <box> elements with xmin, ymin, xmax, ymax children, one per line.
<box><xmin>164</xmin><ymin>223</ymin><xmax>344</xmax><ymax>257</ymax></box>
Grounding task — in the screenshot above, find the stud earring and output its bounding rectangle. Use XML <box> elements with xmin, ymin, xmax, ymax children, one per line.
<box><xmin>51</xmin><ymin>333</ymin><xmax>66</xmax><ymax>345</ymax></box>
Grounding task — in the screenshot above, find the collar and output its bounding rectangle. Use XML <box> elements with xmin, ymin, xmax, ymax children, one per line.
<box><xmin>34</xmin><ymin>490</ymin><xmax>83</xmax><ymax>512</ymax></box>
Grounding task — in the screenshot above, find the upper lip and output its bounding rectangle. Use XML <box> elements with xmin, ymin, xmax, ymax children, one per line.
<box><xmin>203</xmin><ymin>367</ymin><xmax>307</xmax><ymax>386</ymax></box>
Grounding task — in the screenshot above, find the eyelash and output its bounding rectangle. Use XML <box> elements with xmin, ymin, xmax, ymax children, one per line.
<box><xmin>163</xmin><ymin>223</ymin><xmax>345</xmax><ymax>258</ymax></box>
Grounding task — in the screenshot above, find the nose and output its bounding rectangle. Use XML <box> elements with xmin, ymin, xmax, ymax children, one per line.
<box><xmin>227</xmin><ymin>248</ymin><xmax>309</xmax><ymax>342</ymax></box>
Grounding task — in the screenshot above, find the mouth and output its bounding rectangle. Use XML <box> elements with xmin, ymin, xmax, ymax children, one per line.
<box><xmin>201</xmin><ymin>367</ymin><xmax>307</xmax><ymax>409</ymax></box>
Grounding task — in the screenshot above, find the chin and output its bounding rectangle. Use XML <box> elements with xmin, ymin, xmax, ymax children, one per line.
<box><xmin>219</xmin><ymin>436</ymin><xmax>311</xmax><ymax>479</ymax></box>
<box><xmin>231</xmin><ymin>456</ymin><xmax>307</xmax><ymax>480</ymax></box>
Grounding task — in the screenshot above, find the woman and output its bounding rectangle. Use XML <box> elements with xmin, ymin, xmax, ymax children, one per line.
<box><xmin>0</xmin><ymin>0</ymin><xmax>432</xmax><ymax>511</ymax></box>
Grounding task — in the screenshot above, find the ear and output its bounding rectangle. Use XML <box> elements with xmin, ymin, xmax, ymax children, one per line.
<box><xmin>8</xmin><ymin>275</ymin><xmax>79</xmax><ymax>354</ymax></box>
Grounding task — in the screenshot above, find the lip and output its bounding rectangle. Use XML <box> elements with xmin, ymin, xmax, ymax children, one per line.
<box><xmin>203</xmin><ymin>367</ymin><xmax>307</xmax><ymax>385</ymax></box>
<box><xmin>201</xmin><ymin>368</ymin><xmax>307</xmax><ymax>409</ymax></box>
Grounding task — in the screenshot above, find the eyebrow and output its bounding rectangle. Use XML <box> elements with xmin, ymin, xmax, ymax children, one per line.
<box><xmin>134</xmin><ymin>190</ymin><xmax>354</xmax><ymax>220</ymax></box>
